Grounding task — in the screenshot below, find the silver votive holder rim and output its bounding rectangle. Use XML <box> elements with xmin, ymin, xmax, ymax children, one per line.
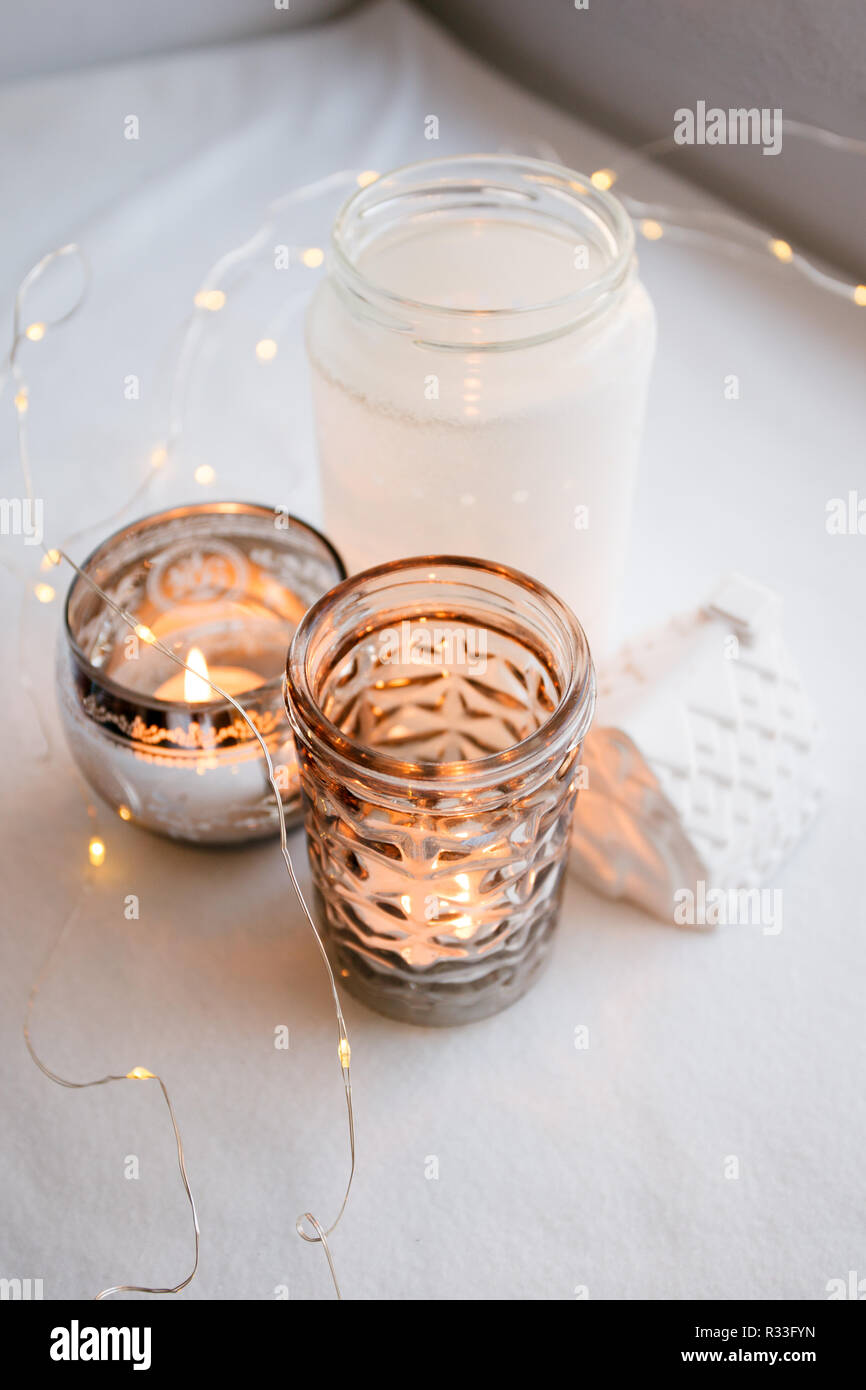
<box><xmin>64</xmin><ymin>501</ymin><xmax>346</xmax><ymax>752</ymax></box>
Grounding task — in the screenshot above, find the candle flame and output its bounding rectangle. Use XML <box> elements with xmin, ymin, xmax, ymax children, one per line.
<box><xmin>184</xmin><ymin>646</ymin><xmax>212</xmax><ymax>703</ymax></box>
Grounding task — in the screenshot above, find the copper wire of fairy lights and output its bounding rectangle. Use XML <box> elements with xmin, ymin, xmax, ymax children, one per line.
<box><xmin>4</xmin><ymin>121</ymin><xmax>865</xmax><ymax>1301</ymax></box>
<box><xmin>5</xmin><ymin>215</ymin><xmax>358</xmax><ymax>1300</ymax></box>
<box><xmin>23</xmin><ymin>898</ymin><xmax>201</xmax><ymax>1300</ymax></box>
<box><xmin>587</xmin><ymin>121</ymin><xmax>866</xmax><ymax>302</ymax></box>
<box><xmin>20</xmin><ymin>575</ymin><xmax>356</xmax><ymax>1301</ymax></box>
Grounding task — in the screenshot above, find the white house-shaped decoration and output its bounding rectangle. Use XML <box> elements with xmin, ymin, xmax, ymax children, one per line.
<box><xmin>569</xmin><ymin>575</ymin><xmax>822</xmax><ymax>921</ymax></box>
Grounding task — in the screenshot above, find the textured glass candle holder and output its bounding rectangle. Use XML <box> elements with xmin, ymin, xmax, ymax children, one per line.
<box><xmin>58</xmin><ymin>502</ymin><xmax>344</xmax><ymax>844</ymax></box>
<box><xmin>285</xmin><ymin>557</ymin><xmax>595</xmax><ymax>1025</ymax></box>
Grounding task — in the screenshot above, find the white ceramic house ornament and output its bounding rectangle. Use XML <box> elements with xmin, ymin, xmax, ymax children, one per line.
<box><xmin>569</xmin><ymin>575</ymin><xmax>822</xmax><ymax>921</ymax></box>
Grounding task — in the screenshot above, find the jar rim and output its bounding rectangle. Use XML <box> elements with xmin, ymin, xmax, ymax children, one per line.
<box><xmin>330</xmin><ymin>153</ymin><xmax>635</xmax><ymax>345</ymax></box>
<box><xmin>64</xmin><ymin>501</ymin><xmax>346</xmax><ymax>712</ymax></box>
<box><xmin>285</xmin><ymin>553</ymin><xmax>596</xmax><ymax>796</ymax></box>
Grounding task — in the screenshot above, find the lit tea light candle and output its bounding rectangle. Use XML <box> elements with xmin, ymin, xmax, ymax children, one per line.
<box><xmin>58</xmin><ymin>503</ymin><xmax>345</xmax><ymax>844</ymax></box>
<box><xmin>153</xmin><ymin>646</ymin><xmax>266</xmax><ymax>703</ymax></box>
<box><xmin>285</xmin><ymin>556</ymin><xmax>596</xmax><ymax>1025</ymax></box>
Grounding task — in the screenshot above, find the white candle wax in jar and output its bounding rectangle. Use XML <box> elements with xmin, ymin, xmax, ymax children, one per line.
<box><xmin>306</xmin><ymin>156</ymin><xmax>656</xmax><ymax>656</ymax></box>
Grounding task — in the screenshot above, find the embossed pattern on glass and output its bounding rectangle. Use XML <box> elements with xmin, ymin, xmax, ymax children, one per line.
<box><xmin>286</xmin><ymin>558</ymin><xmax>595</xmax><ymax>1025</ymax></box>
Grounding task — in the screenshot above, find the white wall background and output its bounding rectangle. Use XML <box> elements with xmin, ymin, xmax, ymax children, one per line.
<box><xmin>3</xmin><ymin>1</ymin><xmax>863</xmax><ymax>271</ymax></box>
<box><xmin>418</xmin><ymin>0</ymin><xmax>866</xmax><ymax>275</ymax></box>
<box><xmin>0</xmin><ymin>0</ymin><xmax>359</xmax><ymax>78</ymax></box>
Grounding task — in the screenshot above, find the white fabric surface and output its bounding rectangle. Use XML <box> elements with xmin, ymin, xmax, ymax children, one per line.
<box><xmin>1</xmin><ymin>0</ymin><xmax>863</xmax><ymax>1301</ymax></box>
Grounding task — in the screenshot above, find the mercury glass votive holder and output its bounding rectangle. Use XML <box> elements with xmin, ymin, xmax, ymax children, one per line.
<box><xmin>58</xmin><ymin>502</ymin><xmax>345</xmax><ymax>844</ymax></box>
<box><xmin>285</xmin><ymin>556</ymin><xmax>595</xmax><ymax>1025</ymax></box>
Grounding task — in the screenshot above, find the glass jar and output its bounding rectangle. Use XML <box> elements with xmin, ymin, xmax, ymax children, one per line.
<box><xmin>306</xmin><ymin>154</ymin><xmax>656</xmax><ymax>657</ymax></box>
<box><xmin>285</xmin><ymin>556</ymin><xmax>595</xmax><ymax>1025</ymax></box>
<box><xmin>58</xmin><ymin>502</ymin><xmax>345</xmax><ymax>844</ymax></box>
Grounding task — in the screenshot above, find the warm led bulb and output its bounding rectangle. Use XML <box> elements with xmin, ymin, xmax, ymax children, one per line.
<box><xmin>769</xmin><ymin>238</ymin><xmax>793</xmax><ymax>263</ymax></box>
<box><xmin>135</xmin><ymin>623</ymin><xmax>156</xmax><ymax>644</ymax></box>
<box><xmin>150</xmin><ymin>445</ymin><xmax>168</xmax><ymax>468</ymax></box>
<box><xmin>127</xmin><ymin>1066</ymin><xmax>155</xmax><ymax>1080</ymax></box>
<box><xmin>193</xmin><ymin>289</ymin><xmax>226</xmax><ymax>311</ymax></box>
<box><xmin>40</xmin><ymin>549</ymin><xmax>61</xmax><ymax>570</ymax></box>
<box><xmin>338</xmin><ymin>1039</ymin><xmax>351</xmax><ymax>1070</ymax></box>
<box><xmin>255</xmin><ymin>338</ymin><xmax>278</xmax><ymax>362</ymax></box>
<box><xmin>194</xmin><ymin>464</ymin><xmax>215</xmax><ymax>486</ymax></box>
<box><xmin>14</xmin><ymin>388</ymin><xmax>28</xmax><ymax>414</ymax></box>
<box><xmin>854</xmin><ymin>285</ymin><xmax>866</xmax><ymax>307</ymax></box>
<box><xmin>25</xmin><ymin>321</ymin><xmax>46</xmax><ymax>342</ymax></box>
<box><xmin>640</xmin><ymin>219</ymin><xmax>664</xmax><ymax>241</ymax></box>
<box><xmin>88</xmin><ymin>837</ymin><xmax>106</xmax><ymax>867</ymax></box>
<box><xmin>356</xmin><ymin>170</ymin><xmax>379</xmax><ymax>188</ymax></box>
<box><xmin>118</xmin><ymin>804</ymin><xmax>132</xmax><ymax>821</ymax></box>
<box><xmin>34</xmin><ymin>583</ymin><xmax>55</xmax><ymax>603</ymax></box>
<box><xmin>590</xmin><ymin>168</ymin><xmax>616</xmax><ymax>191</ymax></box>
<box><xmin>301</xmin><ymin>247</ymin><xmax>325</xmax><ymax>269</ymax></box>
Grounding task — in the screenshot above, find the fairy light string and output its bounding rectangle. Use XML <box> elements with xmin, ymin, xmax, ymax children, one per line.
<box><xmin>25</xmin><ymin>544</ymin><xmax>357</xmax><ymax>1299</ymax></box>
<box><xmin>6</xmin><ymin>217</ymin><xmax>361</xmax><ymax>1299</ymax></box>
<box><xmin>23</xmin><ymin>897</ymin><xmax>200</xmax><ymax>1300</ymax></box>
<box><xmin>6</xmin><ymin>122</ymin><xmax>865</xmax><ymax>1301</ymax></box>
<box><xmin>583</xmin><ymin>119</ymin><xmax>866</xmax><ymax>303</ymax></box>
